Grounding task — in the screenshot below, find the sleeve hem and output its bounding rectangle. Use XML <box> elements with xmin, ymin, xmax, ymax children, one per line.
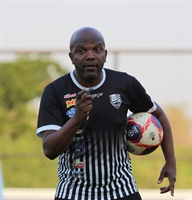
<box><xmin>36</xmin><ymin>125</ymin><xmax>61</xmax><ymax>137</ymax></box>
<box><xmin>147</xmin><ymin>98</ymin><xmax>157</xmax><ymax>113</ymax></box>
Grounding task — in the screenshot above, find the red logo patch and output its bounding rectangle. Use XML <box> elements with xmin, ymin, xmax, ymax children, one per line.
<box><xmin>64</xmin><ymin>93</ymin><xmax>76</xmax><ymax>99</ymax></box>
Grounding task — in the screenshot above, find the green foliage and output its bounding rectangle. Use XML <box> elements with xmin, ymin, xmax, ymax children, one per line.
<box><xmin>1</xmin><ymin>55</ymin><xmax>66</xmax><ymax>109</ymax></box>
<box><xmin>0</xmin><ymin>55</ymin><xmax>67</xmax><ymax>187</ymax></box>
<box><xmin>0</xmin><ymin>54</ymin><xmax>68</xmax><ymax>139</ymax></box>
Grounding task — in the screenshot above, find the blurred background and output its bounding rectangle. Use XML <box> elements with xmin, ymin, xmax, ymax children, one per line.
<box><xmin>0</xmin><ymin>0</ymin><xmax>191</xmax><ymax>199</ymax></box>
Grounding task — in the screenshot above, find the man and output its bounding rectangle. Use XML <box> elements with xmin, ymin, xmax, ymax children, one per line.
<box><xmin>36</xmin><ymin>27</ymin><xmax>176</xmax><ymax>200</ymax></box>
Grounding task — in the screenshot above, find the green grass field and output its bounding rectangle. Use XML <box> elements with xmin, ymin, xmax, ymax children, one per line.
<box><xmin>1</xmin><ymin>131</ymin><xmax>191</xmax><ymax>189</ymax></box>
<box><xmin>131</xmin><ymin>146</ymin><xmax>191</xmax><ymax>189</ymax></box>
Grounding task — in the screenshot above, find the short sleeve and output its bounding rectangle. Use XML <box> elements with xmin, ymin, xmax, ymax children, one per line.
<box><xmin>128</xmin><ymin>76</ymin><xmax>156</xmax><ymax>113</ymax></box>
<box><xmin>36</xmin><ymin>84</ymin><xmax>64</xmax><ymax>137</ymax></box>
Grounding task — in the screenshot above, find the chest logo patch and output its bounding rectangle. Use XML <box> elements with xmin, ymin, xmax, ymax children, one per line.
<box><xmin>66</xmin><ymin>98</ymin><xmax>76</xmax><ymax>108</ymax></box>
<box><xmin>66</xmin><ymin>108</ymin><xmax>76</xmax><ymax>118</ymax></box>
<box><xmin>109</xmin><ymin>94</ymin><xmax>122</xmax><ymax>109</ymax></box>
<box><xmin>64</xmin><ymin>93</ymin><xmax>76</xmax><ymax>99</ymax></box>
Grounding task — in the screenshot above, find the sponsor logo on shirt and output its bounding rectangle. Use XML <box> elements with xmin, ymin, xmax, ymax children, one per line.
<box><xmin>76</xmin><ymin>129</ymin><xmax>82</xmax><ymax>134</ymax></box>
<box><xmin>72</xmin><ymin>129</ymin><xmax>83</xmax><ymax>142</ymax></box>
<box><xmin>92</xmin><ymin>93</ymin><xmax>103</xmax><ymax>98</ymax></box>
<box><xmin>73</xmin><ymin>162</ymin><xmax>85</xmax><ymax>169</ymax></box>
<box><xmin>66</xmin><ymin>99</ymin><xmax>76</xmax><ymax>108</ymax></box>
<box><xmin>66</xmin><ymin>108</ymin><xmax>76</xmax><ymax>118</ymax></box>
<box><xmin>109</xmin><ymin>94</ymin><xmax>122</xmax><ymax>109</ymax></box>
<box><xmin>64</xmin><ymin>93</ymin><xmax>76</xmax><ymax>99</ymax></box>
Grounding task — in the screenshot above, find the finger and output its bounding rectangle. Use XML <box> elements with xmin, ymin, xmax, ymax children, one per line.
<box><xmin>160</xmin><ymin>186</ymin><xmax>170</xmax><ymax>194</ymax></box>
<box><xmin>81</xmin><ymin>89</ymin><xmax>90</xmax><ymax>98</ymax></box>
<box><xmin>171</xmin><ymin>189</ymin><xmax>174</xmax><ymax>196</ymax></box>
<box><xmin>76</xmin><ymin>89</ymin><xmax>88</xmax><ymax>100</ymax></box>
<box><xmin>169</xmin><ymin>178</ymin><xmax>175</xmax><ymax>196</ymax></box>
<box><xmin>81</xmin><ymin>91</ymin><xmax>94</xmax><ymax>101</ymax></box>
<box><xmin>157</xmin><ymin>173</ymin><xmax>164</xmax><ymax>184</ymax></box>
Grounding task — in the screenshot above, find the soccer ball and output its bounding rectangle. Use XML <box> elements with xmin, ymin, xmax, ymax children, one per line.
<box><xmin>126</xmin><ymin>112</ymin><xmax>163</xmax><ymax>155</ymax></box>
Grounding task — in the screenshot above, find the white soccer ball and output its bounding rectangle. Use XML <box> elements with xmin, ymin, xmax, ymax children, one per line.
<box><xmin>126</xmin><ymin>112</ymin><xmax>163</xmax><ymax>155</ymax></box>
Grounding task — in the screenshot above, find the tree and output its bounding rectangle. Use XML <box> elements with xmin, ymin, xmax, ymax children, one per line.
<box><xmin>0</xmin><ymin>54</ymin><xmax>68</xmax><ymax>139</ymax></box>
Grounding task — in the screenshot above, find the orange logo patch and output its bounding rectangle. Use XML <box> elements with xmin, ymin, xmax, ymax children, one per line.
<box><xmin>66</xmin><ymin>98</ymin><xmax>76</xmax><ymax>108</ymax></box>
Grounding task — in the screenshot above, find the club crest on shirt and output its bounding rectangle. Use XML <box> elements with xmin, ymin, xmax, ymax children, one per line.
<box><xmin>109</xmin><ymin>94</ymin><xmax>122</xmax><ymax>109</ymax></box>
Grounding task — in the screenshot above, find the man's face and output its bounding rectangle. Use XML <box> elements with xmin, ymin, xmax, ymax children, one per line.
<box><xmin>69</xmin><ymin>32</ymin><xmax>107</xmax><ymax>82</ymax></box>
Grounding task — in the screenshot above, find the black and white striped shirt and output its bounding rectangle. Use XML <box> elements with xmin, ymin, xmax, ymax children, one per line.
<box><xmin>36</xmin><ymin>68</ymin><xmax>156</xmax><ymax>200</ymax></box>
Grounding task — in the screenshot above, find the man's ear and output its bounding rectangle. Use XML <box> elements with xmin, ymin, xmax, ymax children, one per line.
<box><xmin>69</xmin><ymin>52</ymin><xmax>73</xmax><ymax>64</ymax></box>
<box><xmin>105</xmin><ymin>50</ymin><xmax>108</xmax><ymax>61</ymax></box>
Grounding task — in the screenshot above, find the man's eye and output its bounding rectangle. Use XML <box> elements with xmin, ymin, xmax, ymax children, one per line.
<box><xmin>78</xmin><ymin>49</ymin><xmax>85</xmax><ymax>53</ymax></box>
<box><xmin>95</xmin><ymin>48</ymin><xmax>101</xmax><ymax>52</ymax></box>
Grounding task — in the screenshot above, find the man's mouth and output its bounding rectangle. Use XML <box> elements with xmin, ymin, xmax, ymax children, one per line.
<box><xmin>84</xmin><ymin>63</ymin><xmax>97</xmax><ymax>69</ymax></box>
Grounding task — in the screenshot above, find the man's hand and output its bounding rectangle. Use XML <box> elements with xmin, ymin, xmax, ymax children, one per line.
<box><xmin>74</xmin><ymin>89</ymin><xmax>94</xmax><ymax>122</ymax></box>
<box><xmin>157</xmin><ymin>161</ymin><xmax>176</xmax><ymax>196</ymax></box>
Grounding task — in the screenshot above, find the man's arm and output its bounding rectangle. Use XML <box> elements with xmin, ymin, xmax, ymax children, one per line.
<box><xmin>41</xmin><ymin>89</ymin><xmax>93</xmax><ymax>160</ymax></box>
<box><xmin>152</xmin><ymin>102</ymin><xmax>176</xmax><ymax>196</ymax></box>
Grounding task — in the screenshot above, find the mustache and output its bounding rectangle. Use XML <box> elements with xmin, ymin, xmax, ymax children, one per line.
<box><xmin>83</xmin><ymin>62</ymin><xmax>98</xmax><ymax>67</ymax></box>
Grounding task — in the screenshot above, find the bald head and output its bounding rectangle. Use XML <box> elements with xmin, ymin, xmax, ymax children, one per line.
<box><xmin>69</xmin><ymin>27</ymin><xmax>105</xmax><ymax>52</ymax></box>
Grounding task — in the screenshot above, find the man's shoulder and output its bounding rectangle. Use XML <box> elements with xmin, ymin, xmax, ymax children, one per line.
<box><xmin>104</xmin><ymin>68</ymin><xmax>134</xmax><ymax>79</ymax></box>
<box><xmin>44</xmin><ymin>72</ymin><xmax>71</xmax><ymax>91</ymax></box>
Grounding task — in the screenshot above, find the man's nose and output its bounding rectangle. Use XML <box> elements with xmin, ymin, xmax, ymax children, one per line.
<box><xmin>85</xmin><ymin>50</ymin><xmax>95</xmax><ymax>60</ymax></box>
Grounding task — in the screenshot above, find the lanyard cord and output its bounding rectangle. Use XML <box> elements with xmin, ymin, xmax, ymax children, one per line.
<box><xmin>77</xmin><ymin>88</ymin><xmax>93</xmax><ymax>143</ymax></box>
<box><xmin>77</xmin><ymin>116</ymin><xmax>89</xmax><ymax>142</ymax></box>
